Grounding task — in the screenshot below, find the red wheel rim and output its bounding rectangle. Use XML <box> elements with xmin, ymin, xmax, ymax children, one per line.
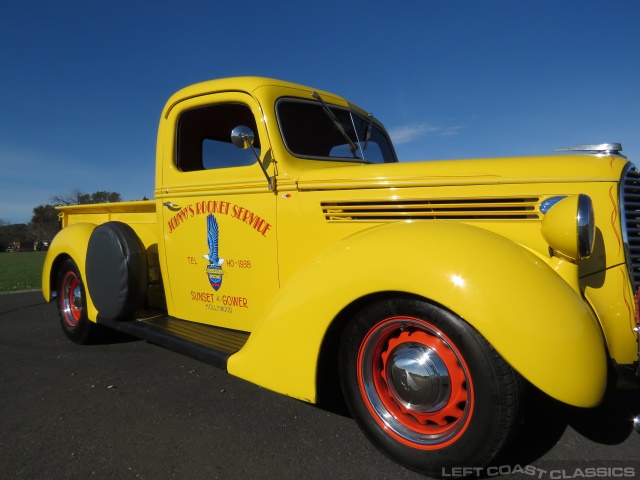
<box><xmin>357</xmin><ymin>316</ymin><xmax>474</xmax><ymax>449</ymax></box>
<box><xmin>61</xmin><ymin>271</ymin><xmax>82</xmax><ymax>327</ymax></box>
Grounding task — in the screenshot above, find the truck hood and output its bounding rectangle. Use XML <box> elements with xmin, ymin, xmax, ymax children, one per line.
<box><xmin>296</xmin><ymin>154</ymin><xmax>628</xmax><ymax>191</ymax></box>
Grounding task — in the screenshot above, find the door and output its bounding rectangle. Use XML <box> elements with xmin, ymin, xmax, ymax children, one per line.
<box><xmin>157</xmin><ymin>92</ymin><xmax>278</xmax><ymax>332</ymax></box>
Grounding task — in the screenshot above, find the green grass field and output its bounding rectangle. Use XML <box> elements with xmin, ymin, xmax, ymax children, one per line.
<box><xmin>0</xmin><ymin>251</ymin><xmax>47</xmax><ymax>293</ymax></box>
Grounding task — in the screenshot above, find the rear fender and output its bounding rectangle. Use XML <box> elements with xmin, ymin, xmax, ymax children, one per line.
<box><xmin>228</xmin><ymin>221</ymin><xmax>607</xmax><ymax>407</ymax></box>
<box><xmin>42</xmin><ymin>223</ymin><xmax>98</xmax><ymax>321</ymax></box>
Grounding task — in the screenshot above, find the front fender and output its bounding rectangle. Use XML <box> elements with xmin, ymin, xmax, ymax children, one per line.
<box><xmin>42</xmin><ymin>223</ymin><xmax>98</xmax><ymax>320</ymax></box>
<box><xmin>228</xmin><ymin>221</ymin><xmax>607</xmax><ymax>407</ymax></box>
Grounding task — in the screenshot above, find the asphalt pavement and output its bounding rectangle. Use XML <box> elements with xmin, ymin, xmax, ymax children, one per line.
<box><xmin>1</xmin><ymin>291</ymin><xmax>639</xmax><ymax>480</ymax></box>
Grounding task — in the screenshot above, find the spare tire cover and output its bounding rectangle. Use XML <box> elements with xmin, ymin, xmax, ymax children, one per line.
<box><xmin>85</xmin><ymin>222</ymin><xmax>148</xmax><ymax>320</ymax></box>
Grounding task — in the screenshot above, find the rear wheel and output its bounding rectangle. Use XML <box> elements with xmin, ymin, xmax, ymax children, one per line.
<box><xmin>340</xmin><ymin>298</ymin><xmax>523</xmax><ymax>476</ymax></box>
<box><xmin>57</xmin><ymin>258</ymin><xmax>100</xmax><ymax>344</ymax></box>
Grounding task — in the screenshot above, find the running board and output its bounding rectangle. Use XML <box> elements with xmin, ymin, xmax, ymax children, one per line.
<box><xmin>97</xmin><ymin>314</ymin><xmax>250</xmax><ymax>370</ymax></box>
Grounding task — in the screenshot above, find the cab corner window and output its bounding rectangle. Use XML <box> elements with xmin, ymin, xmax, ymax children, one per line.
<box><xmin>177</xmin><ymin>103</ymin><xmax>261</xmax><ymax>172</ymax></box>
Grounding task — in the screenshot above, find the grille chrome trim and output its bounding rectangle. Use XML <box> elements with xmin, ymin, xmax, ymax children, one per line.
<box><xmin>321</xmin><ymin>197</ymin><xmax>541</xmax><ymax>222</ymax></box>
<box><xmin>620</xmin><ymin>163</ymin><xmax>640</xmax><ymax>290</ymax></box>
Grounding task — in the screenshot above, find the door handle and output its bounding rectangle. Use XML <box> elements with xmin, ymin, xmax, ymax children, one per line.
<box><xmin>163</xmin><ymin>201</ymin><xmax>180</xmax><ymax>211</ymax></box>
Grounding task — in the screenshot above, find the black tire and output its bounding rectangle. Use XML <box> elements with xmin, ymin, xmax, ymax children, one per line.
<box><xmin>85</xmin><ymin>222</ymin><xmax>148</xmax><ymax>320</ymax></box>
<box><xmin>56</xmin><ymin>258</ymin><xmax>101</xmax><ymax>344</ymax></box>
<box><xmin>339</xmin><ymin>298</ymin><xmax>523</xmax><ymax>477</ymax></box>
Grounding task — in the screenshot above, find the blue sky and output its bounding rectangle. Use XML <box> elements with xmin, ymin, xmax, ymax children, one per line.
<box><xmin>1</xmin><ymin>0</ymin><xmax>639</xmax><ymax>224</ymax></box>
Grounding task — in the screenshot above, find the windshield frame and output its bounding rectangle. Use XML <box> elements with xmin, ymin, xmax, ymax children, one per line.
<box><xmin>275</xmin><ymin>96</ymin><xmax>398</xmax><ymax>164</ymax></box>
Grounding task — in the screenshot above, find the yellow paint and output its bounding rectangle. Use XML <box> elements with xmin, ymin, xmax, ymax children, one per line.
<box><xmin>42</xmin><ymin>77</ymin><xmax>638</xmax><ymax>409</ymax></box>
<box><xmin>584</xmin><ymin>264</ymin><xmax>638</xmax><ymax>364</ymax></box>
<box><xmin>42</xmin><ymin>223</ymin><xmax>99</xmax><ymax>320</ymax></box>
<box><xmin>229</xmin><ymin>221</ymin><xmax>607</xmax><ymax>407</ymax></box>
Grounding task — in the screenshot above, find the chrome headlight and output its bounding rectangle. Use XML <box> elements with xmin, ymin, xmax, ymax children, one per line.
<box><xmin>541</xmin><ymin>194</ymin><xmax>595</xmax><ymax>261</ymax></box>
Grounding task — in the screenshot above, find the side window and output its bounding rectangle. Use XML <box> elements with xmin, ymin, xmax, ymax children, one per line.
<box><xmin>177</xmin><ymin>103</ymin><xmax>261</xmax><ymax>172</ymax></box>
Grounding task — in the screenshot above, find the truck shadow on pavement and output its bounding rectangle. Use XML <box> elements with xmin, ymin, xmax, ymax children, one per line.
<box><xmin>91</xmin><ymin>324</ymin><xmax>144</xmax><ymax>345</ymax></box>
<box><xmin>498</xmin><ymin>384</ymin><xmax>639</xmax><ymax>467</ymax></box>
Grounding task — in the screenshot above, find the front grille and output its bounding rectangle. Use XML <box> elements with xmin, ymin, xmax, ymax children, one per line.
<box><xmin>321</xmin><ymin>197</ymin><xmax>541</xmax><ymax>222</ymax></box>
<box><xmin>620</xmin><ymin>164</ymin><xmax>640</xmax><ymax>290</ymax></box>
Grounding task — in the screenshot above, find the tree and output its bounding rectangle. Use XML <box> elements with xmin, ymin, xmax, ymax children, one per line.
<box><xmin>50</xmin><ymin>188</ymin><xmax>84</xmax><ymax>206</ymax></box>
<box><xmin>50</xmin><ymin>189</ymin><xmax>122</xmax><ymax>206</ymax></box>
<box><xmin>0</xmin><ymin>222</ymin><xmax>12</xmax><ymax>247</ymax></box>
<box><xmin>0</xmin><ymin>223</ymin><xmax>29</xmax><ymax>251</ymax></box>
<box><xmin>89</xmin><ymin>191</ymin><xmax>122</xmax><ymax>204</ymax></box>
<box><xmin>29</xmin><ymin>205</ymin><xmax>59</xmax><ymax>245</ymax></box>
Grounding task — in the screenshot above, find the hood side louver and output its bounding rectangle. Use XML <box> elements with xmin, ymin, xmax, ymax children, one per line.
<box><xmin>321</xmin><ymin>197</ymin><xmax>542</xmax><ymax>222</ymax></box>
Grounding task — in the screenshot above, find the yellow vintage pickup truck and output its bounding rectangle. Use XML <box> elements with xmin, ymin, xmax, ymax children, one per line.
<box><xmin>42</xmin><ymin>77</ymin><xmax>639</xmax><ymax>476</ymax></box>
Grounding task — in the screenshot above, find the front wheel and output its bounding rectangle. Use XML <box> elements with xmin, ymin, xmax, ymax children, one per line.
<box><xmin>339</xmin><ymin>298</ymin><xmax>523</xmax><ymax>477</ymax></box>
<box><xmin>56</xmin><ymin>258</ymin><xmax>101</xmax><ymax>344</ymax></box>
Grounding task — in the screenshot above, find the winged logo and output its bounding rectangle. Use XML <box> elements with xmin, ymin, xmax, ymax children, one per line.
<box><xmin>203</xmin><ymin>214</ymin><xmax>224</xmax><ymax>290</ymax></box>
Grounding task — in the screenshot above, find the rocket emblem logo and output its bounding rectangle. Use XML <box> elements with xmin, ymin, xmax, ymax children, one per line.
<box><xmin>203</xmin><ymin>214</ymin><xmax>224</xmax><ymax>290</ymax></box>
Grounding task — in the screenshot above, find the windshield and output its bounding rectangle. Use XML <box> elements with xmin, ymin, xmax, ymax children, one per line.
<box><xmin>276</xmin><ymin>98</ymin><xmax>397</xmax><ymax>164</ymax></box>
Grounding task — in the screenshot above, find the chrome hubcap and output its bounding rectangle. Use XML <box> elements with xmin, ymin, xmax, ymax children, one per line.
<box><xmin>61</xmin><ymin>272</ymin><xmax>82</xmax><ymax>326</ymax></box>
<box><xmin>63</xmin><ymin>284</ymin><xmax>82</xmax><ymax>317</ymax></box>
<box><xmin>71</xmin><ymin>285</ymin><xmax>82</xmax><ymax>311</ymax></box>
<box><xmin>358</xmin><ymin>316</ymin><xmax>473</xmax><ymax>447</ymax></box>
<box><xmin>387</xmin><ymin>344</ymin><xmax>451</xmax><ymax>413</ymax></box>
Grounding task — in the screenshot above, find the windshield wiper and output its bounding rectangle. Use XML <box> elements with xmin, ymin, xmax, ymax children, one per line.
<box><xmin>311</xmin><ymin>91</ymin><xmax>358</xmax><ymax>157</ymax></box>
<box><xmin>364</xmin><ymin>113</ymin><xmax>373</xmax><ymax>151</ymax></box>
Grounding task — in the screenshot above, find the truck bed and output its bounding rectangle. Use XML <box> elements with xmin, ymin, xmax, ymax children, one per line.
<box><xmin>57</xmin><ymin>200</ymin><xmax>156</xmax><ymax>228</ymax></box>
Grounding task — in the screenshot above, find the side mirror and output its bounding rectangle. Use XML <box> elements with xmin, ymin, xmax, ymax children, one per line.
<box><xmin>231</xmin><ymin>125</ymin><xmax>255</xmax><ymax>149</ymax></box>
<box><xmin>230</xmin><ymin>126</ymin><xmax>274</xmax><ymax>190</ymax></box>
